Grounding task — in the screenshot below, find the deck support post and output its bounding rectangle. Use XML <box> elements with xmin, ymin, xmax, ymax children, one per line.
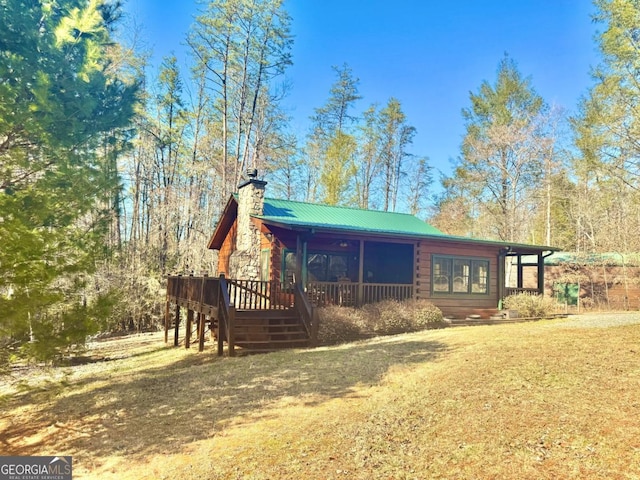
<box><xmin>173</xmin><ymin>304</ymin><xmax>181</xmax><ymax>347</ymax></box>
<box><xmin>198</xmin><ymin>313</ymin><xmax>206</xmax><ymax>352</ymax></box>
<box><xmin>498</xmin><ymin>250</ymin><xmax>507</xmax><ymax>308</ymax></box>
<box><xmin>217</xmin><ymin>313</ymin><xmax>225</xmax><ymax>357</ymax></box>
<box><xmin>185</xmin><ymin>309</ymin><xmax>194</xmax><ymax>349</ymax></box>
<box><xmin>228</xmin><ymin>306</ymin><xmax>236</xmax><ymax>357</ymax></box>
<box><xmin>164</xmin><ymin>300</ymin><xmax>170</xmax><ymax>344</ymax></box>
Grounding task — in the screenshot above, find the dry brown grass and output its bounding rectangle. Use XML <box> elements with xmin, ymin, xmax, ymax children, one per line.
<box><xmin>2</xmin><ymin>315</ymin><xmax>640</xmax><ymax>479</ymax></box>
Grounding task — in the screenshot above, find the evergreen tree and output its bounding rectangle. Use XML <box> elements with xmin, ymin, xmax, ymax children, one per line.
<box><xmin>379</xmin><ymin>98</ymin><xmax>416</xmax><ymax>212</ymax></box>
<box><xmin>188</xmin><ymin>0</ymin><xmax>293</xmax><ymax>197</ymax></box>
<box><xmin>354</xmin><ymin>103</ymin><xmax>383</xmax><ymax>209</ymax></box>
<box><xmin>571</xmin><ymin>0</ymin><xmax>640</xmax><ymax>254</ymax></box>
<box><xmin>446</xmin><ymin>55</ymin><xmax>547</xmax><ymax>242</ymax></box>
<box><xmin>574</xmin><ymin>0</ymin><xmax>640</xmax><ymax>188</ymax></box>
<box><xmin>0</xmin><ymin>0</ymin><xmax>138</xmax><ymax>361</ymax></box>
<box><xmin>305</xmin><ymin>64</ymin><xmax>361</xmax><ymax>204</ymax></box>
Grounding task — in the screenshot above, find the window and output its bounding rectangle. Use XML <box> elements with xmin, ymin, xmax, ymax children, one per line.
<box><xmin>432</xmin><ymin>255</ymin><xmax>489</xmax><ymax>295</ymax></box>
<box><xmin>260</xmin><ymin>249</ymin><xmax>270</xmax><ymax>282</ymax></box>
<box><xmin>282</xmin><ymin>250</ymin><xmax>297</xmax><ymax>286</ymax></box>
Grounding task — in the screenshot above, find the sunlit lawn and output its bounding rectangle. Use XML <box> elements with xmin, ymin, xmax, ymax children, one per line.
<box><xmin>2</xmin><ymin>314</ymin><xmax>640</xmax><ymax>479</ymax></box>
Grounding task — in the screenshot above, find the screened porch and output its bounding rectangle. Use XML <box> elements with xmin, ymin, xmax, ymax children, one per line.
<box><xmin>280</xmin><ymin>239</ymin><xmax>416</xmax><ymax>308</ymax></box>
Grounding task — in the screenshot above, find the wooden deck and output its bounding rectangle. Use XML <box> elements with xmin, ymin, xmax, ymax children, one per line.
<box><xmin>165</xmin><ymin>275</ymin><xmax>318</xmax><ymax>356</ymax></box>
<box><xmin>165</xmin><ymin>276</ymin><xmax>541</xmax><ymax>354</ymax></box>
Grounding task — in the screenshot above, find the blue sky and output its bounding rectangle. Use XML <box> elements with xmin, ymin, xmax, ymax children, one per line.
<box><xmin>122</xmin><ymin>0</ymin><xmax>600</xmax><ymax>180</ymax></box>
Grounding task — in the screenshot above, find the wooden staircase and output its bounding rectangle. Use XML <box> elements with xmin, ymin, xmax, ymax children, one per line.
<box><xmin>166</xmin><ymin>275</ymin><xmax>318</xmax><ymax>356</ymax></box>
<box><xmin>232</xmin><ymin>309</ymin><xmax>311</xmax><ymax>352</ymax></box>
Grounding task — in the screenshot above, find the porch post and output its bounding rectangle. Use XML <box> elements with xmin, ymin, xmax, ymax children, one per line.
<box><xmin>358</xmin><ymin>240</ymin><xmax>365</xmax><ymax>307</ymax></box>
<box><xmin>537</xmin><ymin>253</ymin><xmax>545</xmax><ymax>296</ymax></box>
<box><xmin>498</xmin><ymin>251</ymin><xmax>506</xmax><ymax>308</ymax></box>
<box><xmin>295</xmin><ymin>234</ymin><xmax>303</xmax><ymax>286</ymax></box>
<box><xmin>302</xmin><ymin>240</ymin><xmax>308</xmax><ymax>285</ymax></box>
<box><xmin>517</xmin><ymin>254</ymin><xmax>524</xmax><ymax>289</ymax></box>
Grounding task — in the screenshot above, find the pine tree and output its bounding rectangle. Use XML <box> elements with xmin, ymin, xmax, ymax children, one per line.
<box><xmin>446</xmin><ymin>55</ymin><xmax>547</xmax><ymax>242</ymax></box>
<box><xmin>379</xmin><ymin>98</ymin><xmax>416</xmax><ymax>212</ymax></box>
<box><xmin>305</xmin><ymin>64</ymin><xmax>361</xmax><ymax>205</ymax></box>
<box><xmin>572</xmin><ymin>0</ymin><xmax>640</xmax><ymax>253</ymax></box>
<box><xmin>0</xmin><ymin>0</ymin><xmax>138</xmax><ymax>361</ymax></box>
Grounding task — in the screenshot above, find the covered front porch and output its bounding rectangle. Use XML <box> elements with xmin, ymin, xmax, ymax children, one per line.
<box><xmin>275</xmin><ymin>231</ymin><xmax>416</xmax><ymax>308</ymax></box>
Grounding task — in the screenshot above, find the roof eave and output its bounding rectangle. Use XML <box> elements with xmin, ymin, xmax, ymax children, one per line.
<box><xmin>259</xmin><ymin>217</ymin><xmax>559</xmax><ymax>252</ymax></box>
<box><xmin>207</xmin><ymin>196</ymin><xmax>238</xmax><ymax>250</ymax></box>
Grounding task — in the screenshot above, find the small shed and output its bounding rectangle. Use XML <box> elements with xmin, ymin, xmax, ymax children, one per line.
<box><xmin>544</xmin><ymin>252</ymin><xmax>640</xmax><ymax>310</ymax></box>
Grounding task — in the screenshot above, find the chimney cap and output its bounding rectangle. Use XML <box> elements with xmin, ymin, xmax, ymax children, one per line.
<box><xmin>237</xmin><ymin>168</ymin><xmax>267</xmax><ymax>190</ymax></box>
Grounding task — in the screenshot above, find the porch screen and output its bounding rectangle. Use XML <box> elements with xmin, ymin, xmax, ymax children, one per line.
<box><xmin>432</xmin><ymin>255</ymin><xmax>489</xmax><ymax>295</ymax></box>
<box><xmin>307</xmin><ymin>253</ymin><xmax>358</xmax><ymax>282</ymax></box>
<box><xmin>283</xmin><ymin>251</ymin><xmax>296</xmax><ymax>286</ymax></box>
<box><xmin>364</xmin><ymin>242</ymin><xmax>413</xmax><ymax>284</ymax></box>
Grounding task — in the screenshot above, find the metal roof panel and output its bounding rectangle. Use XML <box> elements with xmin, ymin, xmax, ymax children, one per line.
<box><xmin>258</xmin><ymin>197</ymin><xmax>445</xmax><ymax>237</ymax></box>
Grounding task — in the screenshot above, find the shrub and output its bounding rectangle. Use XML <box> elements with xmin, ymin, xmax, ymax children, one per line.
<box><xmin>317</xmin><ymin>305</ymin><xmax>366</xmax><ymax>345</ymax></box>
<box><xmin>317</xmin><ymin>299</ymin><xmax>444</xmax><ymax>345</ymax></box>
<box><xmin>365</xmin><ymin>300</ymin><xmax>412</xmax><ymax>335</ymax></box>
<box><xmin>412</xmin><ymin>299</ymin><xmax>445</xmax><ymax>328</ymax></box>
<box><xmin>503</xmin><ymin>293</ymin><xmax>558</xmax><ymax>318</ymax></box>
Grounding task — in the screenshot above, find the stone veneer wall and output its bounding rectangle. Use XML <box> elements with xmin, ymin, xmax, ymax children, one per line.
<box><xmin>228</xmin><ymin>179</ymin><xmax>267</xmax><ymax>280</ymax></box>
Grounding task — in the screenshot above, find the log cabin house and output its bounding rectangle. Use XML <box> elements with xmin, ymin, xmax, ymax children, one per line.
<box><xmin>165</xmin><ymin>171</ymin><xmax>558</xmax><ymax>354</ymax></box>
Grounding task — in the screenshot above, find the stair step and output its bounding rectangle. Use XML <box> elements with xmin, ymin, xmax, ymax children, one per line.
<box><xmin>217</xmin><ymin>308</ymin><xmax>311</xmax><ymax>351</ymax></box>
<box><xmin>235</xmin><ymin>341</ymin><xmax>310</xmax><ymax>348</ymax></box>
<box><xmin>236</xmin><ymin>310</ymin><xmax>298</xmax><ymax>319</ymax></box>
<box><xmin>235</xmin><ymin>331</ymin><xmax>306</xmax><ymax>336</ymax></box>
<box><xmin>234</xmin><ymin>322</ymin><xmax>303</xmax><ymax>327</ymax></box>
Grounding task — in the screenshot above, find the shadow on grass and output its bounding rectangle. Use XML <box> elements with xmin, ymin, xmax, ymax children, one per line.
<box><xmin>1</xmin><ymin>334</ymin><xmax>450</xmax><ymax>462</ymax></box>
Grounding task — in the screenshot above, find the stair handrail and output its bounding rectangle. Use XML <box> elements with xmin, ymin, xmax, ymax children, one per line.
<box><xmin>294</xmin><ymin>282</ymin><xmax>319</xmax><ymax>347</ymax></box>
<box><xmin>228</xmin><ymin>278</ymin><xmax>271</xmax><ymax>300</ymax></box>
<box><xmin>218</xmin><ymin>274</ymin><xmax>236</xmax><ymax>356</ymax></box>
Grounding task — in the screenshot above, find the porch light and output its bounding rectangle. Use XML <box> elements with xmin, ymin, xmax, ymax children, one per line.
<box><xmin>339</xmin><ymin>241</ymin><xmax>349</xmax><ymax>248</ymax></box>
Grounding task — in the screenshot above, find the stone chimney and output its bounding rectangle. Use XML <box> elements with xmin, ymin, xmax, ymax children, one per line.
<box><xmin>229</xmin><ymin>169</ymin><xmax>267</xmax><ymax>280</ymax></box>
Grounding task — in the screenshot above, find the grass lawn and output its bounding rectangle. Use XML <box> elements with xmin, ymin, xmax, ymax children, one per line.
<box><xmin>2</xmin><ymin>314</ymin><xmax>640</xmax><ymax>479</ymax></box>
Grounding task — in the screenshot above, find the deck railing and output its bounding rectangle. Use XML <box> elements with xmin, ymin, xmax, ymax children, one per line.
<box><xmin>294</xmin><ymin>283</ymin><xmax>319</xmax><ymax>346</ymax></box>
<box><xmin>505</xmin><ymin>287</ymin><xmax>540</xmax><ymax>296</ymax></box>
<box><xmin>362</xmin><ymin>283</ymin><xmax>414</xmax><ymax>305</ymax></box>
<box><xmin>227</xmin><ymin>279</ymin><xmax>294</xmax><ymax>310</ymax></box>
<box><xmin>166</xmin><ymin>275</ymin><xmax>220</xmax><ymax>308</ymax></box>
<box><xmin>218</xmin><ymin>276</ymin><xmax>236</xmax><ymax>356</ymax></box>
<box><xmin>306</xmin><ymin>281</ymin><xmax>414</xmax><ymax>308</ymax></box>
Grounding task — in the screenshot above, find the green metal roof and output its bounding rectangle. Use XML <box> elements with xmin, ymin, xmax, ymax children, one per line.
<box><xmin>258</xmin><ymin>197</ymin><xmax>445</xmax><ymax>237</ymax></box>
<box><xmin>546</xmin><ymin>252</ymin><xmax>640</xmax><ymax>266</ymax></box>
<box><xmin>253</xmin><ymin>197</ymin><xmax>558</xmax><ymax>253</ymax></box>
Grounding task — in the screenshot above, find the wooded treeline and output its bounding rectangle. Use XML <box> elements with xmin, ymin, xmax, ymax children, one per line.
<box><xmin>1</xmin><ymin>0</ymin><xmax>639</xmax><ymax>362</ymax></box>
